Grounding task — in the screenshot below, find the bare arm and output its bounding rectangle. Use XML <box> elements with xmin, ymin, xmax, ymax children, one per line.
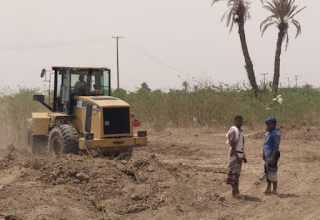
<box><xmin>229</xmin><ymin>131</ymin><xmax>237</xmax><ymax>155</ymax></box>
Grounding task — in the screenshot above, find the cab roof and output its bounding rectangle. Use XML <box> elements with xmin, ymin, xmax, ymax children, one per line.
<box><xmin>52</xmin><ymin>66</ymin><xmax>110</xmax><ymax>71</ymax></box>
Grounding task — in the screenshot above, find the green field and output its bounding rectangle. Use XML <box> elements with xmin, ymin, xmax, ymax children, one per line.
<box><xmin>1</xmin><ymin>85</ymin><xmax>319</xmax><ymax>145</ymax></box>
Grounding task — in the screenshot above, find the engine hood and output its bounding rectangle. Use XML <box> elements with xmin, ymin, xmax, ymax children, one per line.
<box><xmin>74</xmin><ymin>96</ymin><xmax>130</xmax><ymax>108</ymax></box>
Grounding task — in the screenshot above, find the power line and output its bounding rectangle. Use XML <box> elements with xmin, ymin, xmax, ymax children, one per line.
<box><xmin>0</xmin><ymin>36</ymin><xmax>112</xmax><ymax>51</ymax></box>
<box><xmin>0</xmin><ymin>36</ymin><xmax>201</xmax><ymax>82</ymax></box>
<box><xmin>122</xmin><ymin>39</ymin><xmax>201</xmax><ymax>83</ymax></box>
<box><xmin>0</xmin><ymin>36</ymin><xmax>206</xmax><ymax>88</ymax></box>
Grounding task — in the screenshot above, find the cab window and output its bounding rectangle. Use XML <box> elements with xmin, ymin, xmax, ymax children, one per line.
<box><xmin>89</xmin><ymin>70</ymin><xmax>110</xmax><ymax>96</ymax></box>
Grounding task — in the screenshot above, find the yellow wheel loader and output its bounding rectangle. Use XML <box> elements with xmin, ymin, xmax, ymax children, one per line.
<box><xmin>30</xmin><ymin>67</ymin><xmax>147</xmax><ymax>158</ymax></box>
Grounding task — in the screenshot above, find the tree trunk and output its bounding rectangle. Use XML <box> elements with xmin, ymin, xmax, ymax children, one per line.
<box><xmin>237</xmin><ymin>21</ymin><xmax>259</xmax><ymax>93</ymax></box>
<box><xmin>273</xmin><ymin>27</ymin><xmax>285</xmax><ymax>93</ymax></box>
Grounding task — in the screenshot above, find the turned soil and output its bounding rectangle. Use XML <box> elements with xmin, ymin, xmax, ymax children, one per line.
<box><xmin>0</xmin><ymin>126</ymin><xmax>320</xmax><ymax>220</ymax></box>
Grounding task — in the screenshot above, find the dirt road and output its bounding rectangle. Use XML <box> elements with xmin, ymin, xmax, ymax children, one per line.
<box><xmin>0</xmin><ymin>126</ymin><xmax>319</xmax><ymax>220</ymax></box>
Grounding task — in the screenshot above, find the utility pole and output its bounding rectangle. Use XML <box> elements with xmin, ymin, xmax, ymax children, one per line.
<box><xmin>294</xmin><ymin>75</ymin><xmax>300</xmax><ymax>87</ymax></box>
<box><xmin>112</xmin><ymin>36</ymin><xmax>123</xmax><ymax>90</ymax></box>
<box><xmin>286</xmin><ymin>77</ymin><xmax>290</xmax><ymax>88</ymax></box>
<box><xmin>260</xmin><ymin>73</ymin><xmax>268</xmax><ymax>87</ymax></box>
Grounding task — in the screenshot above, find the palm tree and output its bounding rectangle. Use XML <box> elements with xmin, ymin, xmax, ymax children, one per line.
<box><xmin>260</xmin><ymin>0</ymin><xmax>306</xmax><ymax>92</ymax></box>
<box><xmin>212</xmin><ymin>0</ymin><xmax>259</xmax><ymax>93</ymax></box>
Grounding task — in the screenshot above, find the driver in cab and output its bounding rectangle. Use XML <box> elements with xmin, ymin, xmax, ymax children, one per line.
<box><xmin>74</xmin><ymin>75</ymin><xmax>87</xmax><ymax>95</ymax></box>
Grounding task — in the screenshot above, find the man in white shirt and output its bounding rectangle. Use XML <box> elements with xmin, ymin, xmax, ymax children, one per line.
<box><xmin>226</xmin><ymin>115</ymin><xmax>247</xmax><ymax>196</ymax></box>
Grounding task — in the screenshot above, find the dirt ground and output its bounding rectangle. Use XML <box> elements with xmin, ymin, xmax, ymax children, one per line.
<box><xmin>0</xmin><ymin>126</ymin><xmax>320</xmax><ymax>220</ymax></box>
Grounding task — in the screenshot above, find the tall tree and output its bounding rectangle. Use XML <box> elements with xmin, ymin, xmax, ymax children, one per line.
<box><xmin>212</xmin><ymin>0</ymin><xmax>259</xmax><ymax>93</ymax></box>
<box><xmin>182</xmin><ymin>81</ymin><xmax>189</xmax><ymax>91</ymax></box>
<box><xmin>260</xmin><ymin>0</ymin><xmax>306</xmax><ymax>92</ymax></box>
<box><xmin>139</xmin><ymin>82</ymin><xmax>151</xmax><ymax>92</ymax></box>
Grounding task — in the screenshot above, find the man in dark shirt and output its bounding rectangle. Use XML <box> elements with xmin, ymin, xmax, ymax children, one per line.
<box><xmin>263</xmin><ymin>117</ymin><xmax>281</xmax><ymax>194</ymax></box>
<box><xmin>74</xmin><ymin>75</ymin><xmax>87</xmax><ymax>95</ymax></box>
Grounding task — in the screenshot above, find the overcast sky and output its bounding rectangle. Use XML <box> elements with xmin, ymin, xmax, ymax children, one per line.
<box><xmin>0</xmin><ymin>0</ymin><xmax>318</xmax><ymax>91</ymax></box>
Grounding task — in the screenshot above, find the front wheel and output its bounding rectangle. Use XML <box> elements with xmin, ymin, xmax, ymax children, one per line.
<box><xmin>48</xmin><ymin>125</ymin><xmax>79</xmax><ymax>156</ymax></box>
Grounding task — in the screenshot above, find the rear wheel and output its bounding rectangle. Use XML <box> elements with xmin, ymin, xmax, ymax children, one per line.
<box><xmin>49</xmin><ymin>125</ymin><xmax>79</xmax><ymax>156</ymax></box>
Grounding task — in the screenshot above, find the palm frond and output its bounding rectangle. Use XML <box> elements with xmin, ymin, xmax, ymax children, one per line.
<box><xmin>291</xmin><ymin>19</ymin><xmax>302</xmax><ymax>38</ymax></box>
<box><xmin>260</xmin><ymin>15</ymin><xmax>276</xmax><ymax>30</ymax></box>
<box><xmin>229</xmin><ymin>18</ymin><xmax>235</xmax><ymax>32</ymax></box>
<box><xmin>264</xmin><ymin>1</ymin><xmax>277</xmax><ymax>12</ymax></box>
<box><xmin>261</xmin><ymin>0</ymin><xmax>306</xmax><ymax>48</ymax></box>
<box><xmin>285</xmin><ymin>32</ymin><xmax>289</xmax><ymax>51</ymax></box>
<box><xmin>226</xmin><ymin>7</ymin><xmax>235</xmax><ymax>26</ymax></box>
<box><xmin>287</xmin><ymin>5</ymin><xmax>298</xmax><ymax>18</ymax></box>
<box><xmin>261</xmin><ymin>21</ymin><xmax>278</xmax><ymax>36</ymax></box>
<box><xmin>211</xmin><ymin>0</ymin><xmax>225</xmax><ymax>6</ymax></box>
<box><xmin>220</xmin><ymin>9</ymin><xmax>230</xmax><ymax>22</ymax></box>
<box><xmin>289</xmin><ymin>6</ymin><xmax>306</xmax><ymax>19</ymax></box>
<box><xmin>211</xmin><ymin>0</ymin><xmax>255</xmax><ymax>31</ymax></box>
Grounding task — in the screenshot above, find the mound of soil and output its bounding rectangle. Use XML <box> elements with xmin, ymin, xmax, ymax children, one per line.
<box><xmin>0</xmin><ymin>147</ymin><xmax>177</xmax><ymax>219</ymax></box>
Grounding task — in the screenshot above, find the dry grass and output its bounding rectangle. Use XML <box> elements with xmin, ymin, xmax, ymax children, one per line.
<box><xmin>0</xmin><ymin>88</ymin><xmax>45</xmax><ymax>146</ymax></box>
<box><xmin>1</xmin><ymin>84</ymin><xmax>319</xmax><ymax>146</ymax></box>
<box><xmin>115</xmin><ymin>84</ymin><xmax>320</xmax><ymax>128</ymax></box>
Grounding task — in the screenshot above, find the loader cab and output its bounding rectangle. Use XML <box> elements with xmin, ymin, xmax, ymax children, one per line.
<box><xmin>52</xmin><ymin>67</ymin><xmax>111</xmax><ymax>114</ymax></box>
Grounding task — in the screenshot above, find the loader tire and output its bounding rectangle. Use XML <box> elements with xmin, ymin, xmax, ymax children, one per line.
<box><xmin>49</xmin><ymin>125</ymin><xmax>79</xmax><ymax>156</ymax></box>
